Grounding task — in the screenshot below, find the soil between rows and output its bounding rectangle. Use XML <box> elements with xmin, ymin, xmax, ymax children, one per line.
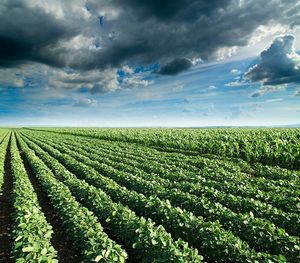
<box><xmin>0</xmin><ymin>133</ymin><xmax>14</xmax><ymax>262</ymax></box>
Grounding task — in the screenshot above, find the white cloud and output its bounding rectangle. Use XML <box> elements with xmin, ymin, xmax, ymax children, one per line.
<box><xmin>190</xmin><ymin>57</ymin><xmax>203</xmax><ymax>66</ymax></box>
<box><xmin>250</xmin><ymin>84</ymin><xmax>288</xmax><ymax>97</ymax></box>
<box><xmin>122</xmin><ymin>65</ymin><xmax>134</xmax><ymax>74</ymax></box>
<box><xmin>225</xmin><ymin>80</ymin><xmax>249</xmax><ymax>87</ymax></box>
<box><xmin>198</xmin><ymin>85</ymin><xmax>217</xmax><ymax>94</ymax></box>
<box><xmin>216</xmin><ymin>46</ymin><xmax>238</xmax><ymax>61</ymax></box>
<box><xmin>0</xmin><ymin>64</ymin><xmax>44</xmax><ymax>88</ymax></box>
<box><xmin>59</xmin><ymin>35</ymin><xmax>102</xmax><ymax>51</ymax></box>
<box><xmin>230</xmin><ymin>69</ymin><xmax>241</xmax><ymax>75</ymax></box>
<box><xmin>248</xmin><ymin>24</ymin><xmax>289</xmax><ymax>46</ymax></box>
<box><xmin>0</xmin><ymin>68</ymin><xmax>25</xmax><ymax>87</ymax></box>
<box><xmin>48</xmin><ymin>68</ymin><xmax>120</xmax><ymax>94</ymax></box>
<box><xmin>122</xmin><ymin>76</ymin><xmax>154</xmax><ymax>88</ymax></box>
<box><xmin>49</xmin><ymin>66</ymin><xmax>154</xmax><ymax>93</ymax></box>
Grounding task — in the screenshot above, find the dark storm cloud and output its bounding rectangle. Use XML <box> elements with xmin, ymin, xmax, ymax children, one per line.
<box><xmin>158</xmin><ymin>58</ymin><xmax>192</xmax><ymax>75</ymax></box>
<box><xmin>1</xmin><ymin>0</ymin><xmax>300</xmax><ymax>74</ymax></box>
<box><xmin>114</xmin><ymin>0</ymin><xmax>231</xmax><ymax>21</ymax></box>
<box><xmin>83</xmin><ymin>0</ymin><xmax>300</xmax><ymax>66</ymax></box>
<box><xmin>245</xmin><ymin>35</ymin><xmax>300</xmax><ymax>85</ymax></box>
<box><xmin>0</xmin><ymin>0</ymin><xmax>79</xmax><ymax>68</ymax></box>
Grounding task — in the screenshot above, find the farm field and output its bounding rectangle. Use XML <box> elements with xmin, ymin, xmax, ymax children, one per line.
<box><xmin>0</xmin><ymin>128</ymin><xmax>299</xmax><ymax>262</ymax></box>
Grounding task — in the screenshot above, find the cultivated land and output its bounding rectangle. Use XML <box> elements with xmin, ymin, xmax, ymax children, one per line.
<box><xmin>0</xmin><ymin>128</ymin><xmax>299</xmax><ymax>262</ymax></box>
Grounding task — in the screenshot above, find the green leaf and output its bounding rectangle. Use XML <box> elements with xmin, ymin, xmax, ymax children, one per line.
<box><xmin>41</xmin><ymin>247</ymin><xmax>47</xmax><ymax>255</ymax></box>
<box><xmin>95</xmin><ymin>255</ymin><xmax>103</xmax><ymax>262</ymax></box>
<box><xmin>15</xmin><ymin>236</ymin><xmax>23</xmax><ymax>242</ymax></box>
<box><xmin>22</xmin><ymin>246</ymin><xmax>34</xmax><ymax>252</ymax></box>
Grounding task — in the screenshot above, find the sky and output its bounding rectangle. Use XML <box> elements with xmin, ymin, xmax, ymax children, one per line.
<box><xmin>0</xmin><ymin>0</ymin><xmax>300</xmax><ymax>127</ymax></box>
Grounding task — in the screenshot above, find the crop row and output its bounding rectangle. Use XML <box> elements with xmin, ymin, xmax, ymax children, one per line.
<box><xmin>25</xmin><ymin>129</ymin><xmax>298</xmax><ymax>188</ymax></box>
<box><xmin>68</xmin><ymin>131</ymin><xmax>300</xmax><ymax>183</ymax></box>
<box><xmin>198</xmin><ymin>153</ymin><xmax>300</xmax><ymax>182</ymax></box>
<box><xmin>20</xmin><ymin>133</ymin><xmax>300</xmax><ymax>262</ymax></box>
<box><xmin>23</xmin><ymin>131</ymin><xmax>300</xmax><ymax>203</ymax></box>
<box><xmin>26</xmin><ymin>130</ymin><xmax>298</xmax><ymax>199</ymax></box>
<box><xmin>20</xmin><ymin>133</ymin><xmax>285</xmax><ymax>262</ymax></box>
<box><xmin>10</xmin><ymin>133</ymin><xmax>58</xmax><ymax>262</ymax></box>
<box><xmin>17</xmin><ymin>133</ymin><xmax>203</xmax><ymax>262</ymax></box>
<box><xmin>23</xmin><ymin>131</ymin><xmax>300</xmax><ymax>234</ymax></box>
<box><xmin>25</xmin><ymin>127</ymin><xmax>300</xmax><ymax>169</ymax></box>
<box><xmin>0</xmin><ymin>131</ymin><xmax>9</xmax><ymax>145</ymax></box>
<box><xmin>96</xmin><ymin>142</ymin><xmax>298</xmax><ymax>193</ymax></box>
<box><xmin>54</xmin><ymin>136</ymin><xmax>299</xmax><ymax>214</ymax></box>
<box><xmin>0</xmin><ymin>132</ymin><xmax>9</xmax><ymax>196</ymax></box>
<box><xmin>86</xmin><ymin>131</ymin><xmax>300</xmax><ymax>182</ymax></box>
<box><xmin>15</xmin><ymin>133</ymin><xmax>128</xmax><ymax>262</ymax></box>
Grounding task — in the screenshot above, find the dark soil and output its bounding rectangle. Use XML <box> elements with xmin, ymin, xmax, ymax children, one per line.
<box><xmin>0</xmin><ymin>133</ymin><xmax>14</xmax><ymax>262</ymax></box>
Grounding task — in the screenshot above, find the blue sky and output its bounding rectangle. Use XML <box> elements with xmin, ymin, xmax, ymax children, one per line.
<box><xmin>1</xmin><ymin>56</ymin><xmax>299</xmax><ymax>127</ymax></box>
<box><xmin>0</xmin><ymin>0</ymin><xmax>300</xmax><ymax>126</ymax></box>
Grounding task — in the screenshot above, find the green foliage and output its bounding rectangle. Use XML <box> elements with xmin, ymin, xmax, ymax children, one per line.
<box><xmin>25</xmin><ymin>127</ymin><xmax>300</xmax><ymax>169</ymax></box>
<box><xmin>7</xmin><ymin>127</ymin><xmax>300</xmax><ymax>262</ymax></box>
<box><xmin>27</xmin><ymin>134</ymin><xmax>299</xmax><ymax>262</ymax></box>
<box><xmin>16</xmin><ymin>134</ymin><xmax>127</xmax><ymax>263</ymax></box>
<box><xmin>19</xmin><ymin>134</ymin><xmax>203</xmax><ymax>262</ymax></box>
<box><xmin>49</xmin><ymin>136</ymin><xmax>299</xmax><ymax>233</ymax></box>
<box><xmin>10</xmin><ymin>133</ymin><xmax>58</xmax><ymax>262</ymax></box>
<box><xmin>22</xmin><ymin>134</ymin><xmax>277</xmax><ymax>262</ymax></box>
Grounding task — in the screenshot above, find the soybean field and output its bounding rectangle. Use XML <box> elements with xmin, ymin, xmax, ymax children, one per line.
<box><xmin>0</xmin><ymin>128</ymin><xmax>299</xmax><ymax>262</ymax></box>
